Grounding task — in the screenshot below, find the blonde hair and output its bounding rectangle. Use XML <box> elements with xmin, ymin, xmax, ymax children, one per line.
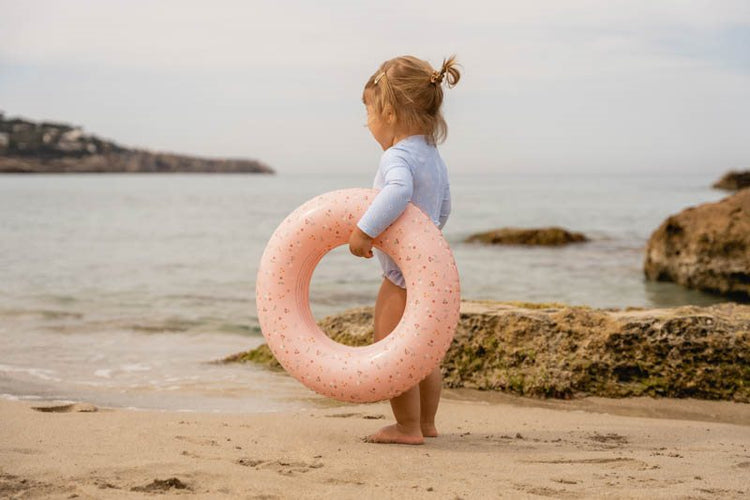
<box><xmin>363</xmin><ymin>55</ymin><xmax>461</xmax><ymax>144</ymax></box>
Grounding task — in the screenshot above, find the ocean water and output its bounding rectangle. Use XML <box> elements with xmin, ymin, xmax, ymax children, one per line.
<box><xmin>0</xmin><ymin>171</ymin><xmax>732</xmax><ymax>412</ymax></box>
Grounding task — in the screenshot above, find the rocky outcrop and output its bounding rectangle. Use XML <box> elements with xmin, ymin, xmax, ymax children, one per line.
<box><xmin>465</xmin><ymin>227</ymin><xmax>588</xmax><ymax>246</ymax></box>
<box><xmin>0</xmin><ymin>112</ymin><xmax>273</xmax><ymax>174</ymax></box>
<box><xmin>225</xmin><ymin>301</ymin><xmax>750</xmax><ymax>402</ymax></box>
<box><xmin>644</xmin><ymin>189</ymin><xmax>750</xmax><ymax>301</ymax></box>
<box><xmin>713</xmin><ymin>170</ymin><xmax>750</xmax><ymax>191</ymax></box>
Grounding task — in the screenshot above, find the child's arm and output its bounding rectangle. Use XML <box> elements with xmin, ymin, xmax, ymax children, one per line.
<box><xmin>349</xmin><ymin>160</ymin><xmax>413</xmax><ymax>258</ymax></box>
<box><xmin>357</xmin><ymin>162</ymin><xmax>414</xmax><ymax>238</ymax></box>
<box><xmin>438</xmin><ymin>184</ymin><xmax>451</xmax><ymax>230</ymax></box>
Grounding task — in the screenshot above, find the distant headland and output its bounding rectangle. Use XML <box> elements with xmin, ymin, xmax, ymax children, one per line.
<box><xmin>0</xmin><ymin>111</ymin><xmax>274</xmax><ymax>174</ymax></box>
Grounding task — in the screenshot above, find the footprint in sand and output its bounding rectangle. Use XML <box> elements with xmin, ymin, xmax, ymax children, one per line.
<box><xmin>130</xmin><ymin>477</ymin><xmax>190</xmax><ymax>492</ymax></box>
<box><xmin>236</xmin><ymin>458</ymin><xmax>324</xmax><ymax>476</ymax></box>
<box><xmin>587</xmin><ymin>432</ymin><xmax>628</xmax><ymax>450</ymax></box>
<box><xmin>174</xmin><ymin>435</ymin><xmax>219</xmax><ymax>447</ymax></box>
<box><xmin>325</xmin><ymin>412</ymin><xmax>385</xmax><ymax>420</ymax></box>
<box><xmin>31</xmin><ymin>403</ymin><xmax>98</xmax><ymax>413</ymax></box>
<box><xmin>588</xmin><ymin>432</ymin><xmax>628</xmax><ymax>445</ymax></box>
<box><xmin>524</xmin><ymin>457</ymin><xmax>654</xmax><ymax>471</ymax></box>
<box><xmin>323</xmin><ymin>477</ymin><xmax>365</xmax><ymax>486</ymax></box>
<box><xmin>0</xmin><ymin>473</ymin><xmax>63</xmax><ymax>497</ymax></box>
<box><xmin>325</xmin><ymin>412</ymin><xmax>360</xmax><ymax>418</ymax></box>
<box><xmin>513</xmin><ymin>484</ymin><xmax>577</xmax><ymax>498</ymax></box>
<box><xmin>237</xmin><ymin>458</ymin><xmax>267</xmax><ymax>467</ymax></box>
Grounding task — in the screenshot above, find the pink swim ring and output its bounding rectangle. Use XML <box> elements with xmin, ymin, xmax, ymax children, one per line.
<box><xmin>255</xmin><ymin>188</ymin><xmax>460</xmax><ymax>403</ymax></box>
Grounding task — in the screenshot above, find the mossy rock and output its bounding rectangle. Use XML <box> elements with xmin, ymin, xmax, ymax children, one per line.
<box><xmin>226</xmin><ymin>301</ymin><xmax>750</xmax><ymax>402</ymax></box>
<box><xmin>465</xmin><ymin>227</ymin><xmax>588</xmax><ymax>246</ymax></box>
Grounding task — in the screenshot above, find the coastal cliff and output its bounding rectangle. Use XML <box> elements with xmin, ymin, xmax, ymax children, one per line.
<box><xmin>226</xmin><ymin>300</ymin><xmax>750</xmax><ymax>402</ymax></box>
<box><xmin>0</xmin><ymin>112</ymin><xmax>274</xmax><ymax>174</ymax></box>
<box><xmin>713</xmin><ymin>170</ymin><xmax>750</xmax><ymax>191</ymax></box>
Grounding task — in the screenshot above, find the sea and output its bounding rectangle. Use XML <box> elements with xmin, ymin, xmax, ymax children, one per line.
<box><xmin>0</xmin><ymin>171</ymin><xmax>733</xmax><ymax>412</ymax></box>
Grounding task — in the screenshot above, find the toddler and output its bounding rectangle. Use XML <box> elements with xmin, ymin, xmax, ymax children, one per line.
<box><xmin>349</xmin><ymin>55</ymin><xmax>461</xmax><ymax>445</ymax></box>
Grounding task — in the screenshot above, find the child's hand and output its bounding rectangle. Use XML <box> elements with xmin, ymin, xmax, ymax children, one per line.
<box><xmin>349</xmin><ymin>227</ymin><xmax>374</xmax><ymax>258</ymax></box>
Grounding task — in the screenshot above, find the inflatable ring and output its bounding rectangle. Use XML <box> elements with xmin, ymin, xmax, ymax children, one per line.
<box><xmin>255</xmin><ymin>188</ymin><xmax>460</xmax><ymax>403</ymax></box>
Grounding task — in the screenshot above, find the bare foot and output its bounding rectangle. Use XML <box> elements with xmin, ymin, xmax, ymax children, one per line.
<box><xmin>364</xmin><ymin>424</ymin><xmax>424</xmax><ymax>445</ymax></box>
<box><xmin>421</xmin><ymin>423</ymin><xmax>438</xmax><ymax>438</ymax></box>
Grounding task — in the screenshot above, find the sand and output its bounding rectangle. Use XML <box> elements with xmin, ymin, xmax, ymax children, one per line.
<box><xmin>1</xmin><ymin>393</ymin><xmax>748</xmax><ymax>499</ymax></box>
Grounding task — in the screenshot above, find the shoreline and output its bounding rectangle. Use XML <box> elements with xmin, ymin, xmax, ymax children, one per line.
<box><xmin>2</xmin><ymin>395</ymin><xmax>748</xmax><ymax>499</ymax></box>
<box><xmin>443</xmin><ymin>389</ymin><xmax>750</xmax><ymax>427</ymax></box>
<box><xmin>3</xmin><ymin>387</ymin><xmax>748</xmax><ymax>425</ymax></box>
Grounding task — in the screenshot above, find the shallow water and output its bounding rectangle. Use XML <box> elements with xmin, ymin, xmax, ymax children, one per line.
<box><xmin>0</xmin><ymin>171</ymin><xmax>733</xmax><ymax>411</ymax></box>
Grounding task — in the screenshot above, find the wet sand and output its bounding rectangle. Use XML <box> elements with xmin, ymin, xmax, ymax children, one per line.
<box><xmin>1</xmin><ymin>395</ymin><xmax>748</xmax><ymax>499</ymax></box>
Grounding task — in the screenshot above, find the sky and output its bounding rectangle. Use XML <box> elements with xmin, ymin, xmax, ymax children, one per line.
<box><xmin>1</xmin><ymin>0</ymin><xmax>748</xmax><ymax>174</ymax></box>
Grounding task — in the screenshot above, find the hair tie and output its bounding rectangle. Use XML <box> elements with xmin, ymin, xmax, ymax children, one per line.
<box><xmin>430</xmin><ymin>69</ymin><xmax>445</xmax><ymax>85</ymax></box>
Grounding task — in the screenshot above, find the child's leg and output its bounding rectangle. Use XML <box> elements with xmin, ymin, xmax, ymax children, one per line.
<box><xmin>419</xmin><ymin>367</ymin><xmax>442</xmax><ymax>437</ymax></box>
<box><xmin>366</xmin><ymin>278</ymin><xmax>423</xmax><ymax>445</ymax></box>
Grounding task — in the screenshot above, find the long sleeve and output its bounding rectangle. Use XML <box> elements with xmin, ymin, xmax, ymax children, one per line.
<box><xmin>438</xmin><ymin>184</ymin><xmax>451</xmax><ymax>229</ymax></box>
<box><xmin>357</xmin><ymin>161</ymin><xmax>414</xmax><ymax>238</ymax></box>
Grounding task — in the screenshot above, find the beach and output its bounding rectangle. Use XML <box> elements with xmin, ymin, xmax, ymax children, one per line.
<box><xmin>2</xmin><ymin>394</ymin><xmax>748</xmax><ymax>499</ymax></box>
<box><xmin>1</xmin><ymin>173</ymin><xmax>748</xmax><ymax>499</ymax></box>
<box><xmin>4</xmin><ymin>1</ymin><xmax>750</xmax><ymax>497</ymax></box>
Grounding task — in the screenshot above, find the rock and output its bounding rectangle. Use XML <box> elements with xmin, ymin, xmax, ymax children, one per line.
<box><xmin>0</xmin><ymin>113</ymin><xmax>274</xmax><ymax>174</ymax></box>
<box><xmin>31</xmin><ymin>403</ymin><xmax>98</xmax><ymax>413</ymax></box>
<box><xmin>225</xmin><ymin>301</ymin><xmax>750</xmax><ymax>402</ymax></box>
<box><xmin>644</xmin><ymin>189</ymin><xmax>750</xmax><ymax>301</ymax></box>
<box><xmin>713</xmin><ymin>170</ymin><xmax>750</xmax><ymax>191</ymax></box>
<box><xmin>465</xmin><ymin>227</ymin><xmax>588</xmax><ymax>246</ymax></box>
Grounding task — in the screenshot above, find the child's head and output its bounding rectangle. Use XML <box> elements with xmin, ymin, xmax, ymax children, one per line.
<box><xmin>363</xmin><ymin>55</ymin><xmax>460</xmax><ymax>145</ymax></box>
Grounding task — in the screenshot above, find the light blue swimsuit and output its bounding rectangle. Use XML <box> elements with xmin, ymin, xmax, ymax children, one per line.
<box><xmin>356</xmin><ymin>135</ymin><xmax>452</xmax><ymax>289</ymax></box>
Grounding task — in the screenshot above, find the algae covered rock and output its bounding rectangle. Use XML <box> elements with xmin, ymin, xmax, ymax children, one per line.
<box><xmin>465</xmin><ymin>227</ymin><xmax>588</xmax><ymax>246</ymax></box>
<box><xmin>226</xmin><ymin>301</ymin><xmax>750</xmax><ymax>402</ymax></box>
<box><xmin>644</xmin><ymin>189</ymin><xmax>750</xmax><ymax>301</ymax></box>
<box><xmin>443</xmin><ymin>301</ymin><xmax>749</xmax><ymax>401</ymax></box>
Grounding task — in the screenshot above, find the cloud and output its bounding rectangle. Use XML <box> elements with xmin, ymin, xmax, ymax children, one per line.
<box><xmin>1</xmin><ymin>0</ymin><xmax>748</xmax><ymax>173</ymax></box>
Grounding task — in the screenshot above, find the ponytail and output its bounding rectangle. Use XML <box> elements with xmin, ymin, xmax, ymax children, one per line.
<box><xmin>364</xmin><ymin>55</ymin><xmax>461</xmax><ymax>144</ymax></box>
<box><xmin>430</xmin><ymin>55</ymin><xmax>461</xmax><ymax>88</ymax></box>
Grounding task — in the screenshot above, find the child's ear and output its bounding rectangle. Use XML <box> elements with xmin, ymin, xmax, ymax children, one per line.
<box><xmin>383</xmin><ymin>106</ymin><xmax>396</xmax><ymax>125</ymax></box>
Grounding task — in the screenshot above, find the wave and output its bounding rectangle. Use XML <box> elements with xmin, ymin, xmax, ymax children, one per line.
<box><xmin>0</xmin><ymin>364</ymin><xmax>62</xmax><ymax>382</ymax></box>
<box><xmin>0</xmin><ymin>309</ymin><xmax>83</xmax><ymax>320</ymax></box>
